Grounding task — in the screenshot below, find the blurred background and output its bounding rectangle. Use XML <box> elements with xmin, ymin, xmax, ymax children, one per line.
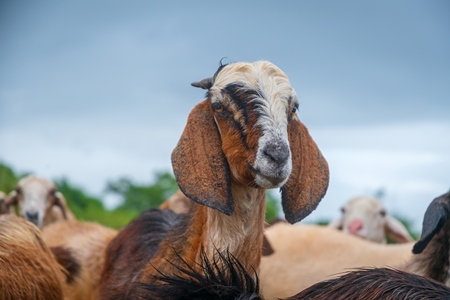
<box><xmin>1</xmin><ymin>1</ymin><xmax>449</xmax><ymax>232</ymax></box>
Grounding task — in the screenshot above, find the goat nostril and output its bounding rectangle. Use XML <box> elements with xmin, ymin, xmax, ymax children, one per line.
<box><xmin>264</xmin><ymin>142</ymin><xmax>289</xmax><ymax>165</ymax></box>
<box><xmin>26</xmin><ymin>211</ymin><xmax>39</xmax><ymax>221</ymax></box>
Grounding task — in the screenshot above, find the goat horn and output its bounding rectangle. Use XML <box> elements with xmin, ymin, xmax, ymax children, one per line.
<box><xmin>191</xmin><ymin>77</ymin><xmax>213</xmax><ymax>90</ymax></box>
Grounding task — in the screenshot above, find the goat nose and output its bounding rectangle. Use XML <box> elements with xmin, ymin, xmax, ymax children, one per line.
<box><xmin>348</xmin><ymin>219</ymin><xmax>363</xmax><ymax>234</ymax></box>
<box><xmin>264</xmin><ymin>142</ymin><xmax>289</xmax><ymax>166</ymax></box>
<box><xmin>26</xmin><ymin>211</ymin><xmax>39</xmax><ymax>222</ymax></box>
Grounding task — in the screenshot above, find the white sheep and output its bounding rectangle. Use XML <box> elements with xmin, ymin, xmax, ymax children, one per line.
<box><xmin>6</xmin><ymin>175</ymin><xmax>75</xmax><ymax>228</ymax></box>
<box><xmin>328</xmin><ymin>196</ymin><xmax>414</xmax><ymax>243</ymax></box>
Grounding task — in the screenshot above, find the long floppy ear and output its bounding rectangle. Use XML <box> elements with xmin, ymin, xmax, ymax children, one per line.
<box><xmin>281</xmin><ymin>117</ymin><xmax>329</xmax><ymax>224</ymax></box>
<box><xmin>385</xmin><ymin>215</ymin><xmax>414</xmax><ymax>243</ymax></box>
<box><xmin>171</xmin><ymin>100</ymin><xmax>233</xmax><ymax>215</ymax></box>
<box><xmin>328</xmin><ymin>217</ymin><xmax>343</xmax><ymax>230</ymax></box>
<box><xmin>53</xmin><ymin>191</ymin><xmax>68</xmax><ymax>220</ymax></box>
<box><xmin>413</xmin><ymin>191</ymin><xmax>450</xmax><ymax>254</ymax></box>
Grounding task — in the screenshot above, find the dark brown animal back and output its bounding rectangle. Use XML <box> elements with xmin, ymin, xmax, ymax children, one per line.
<box><xmin>99</xmin><ymin>208</ymin><xmax>181</xmax><ymax>300</ymax></box>
<box><xmin>287</xmin><ymin>268</ymin><xmax>450</xmax><ymax>300</ymax></box>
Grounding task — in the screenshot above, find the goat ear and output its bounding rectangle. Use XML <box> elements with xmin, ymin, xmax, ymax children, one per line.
<box><xmin>53</xmin><ymin>191</ymin><xmax>68</xmax><ymax>220</ymax></box>
<box><xmin>385</xmin><ymin>215</ymin><xmax>414</xmax><ymax>243</ymax></box>
<box><xmin>5</xmin><ymin>190</ymin><xmax>18</xmax><ymax>208</ymax></box>
<box><xmin>413</xmin><ymin>191</ymin><xmax>450</xmax><ymax>254</ymax></box>
<box><xmin>191</xmin><ymin>77</ymin><xmax>213</xmax><ymax>90</ymax></box>
<box><xmin>262</xmin><ymin>234</ymin><xmax>275</xmax><ymax>256</ymax></box>
<box><xmin>171</xmin><ymin>100</ymin><xmax>233</xmax><ymax>215</ymax></box>
<box><xmin>328</xmin><ymin>217</ymin><xmax>343</xmax><ymax>230</ymax></box>
<box><xmin>281</xmin><ymin>117</ymin><xmax>329</xmax><ymax>224</ymax></box>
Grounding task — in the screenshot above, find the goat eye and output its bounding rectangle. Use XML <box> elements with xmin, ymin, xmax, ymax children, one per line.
<box><xmin>340</xmin><ymin>207</ymin><xmax>345</xmax><ymax>213</ymax></box>
<box><xmin>291</xmin><ymin>107</ymin><xmax>297</xmax><ymax>113</ymax></box>
<box><xmin>379</xmin><ymin>210</ymin><xmax>386</xmax><ymax>217</ymax></box>
<box><xmin>213</xmin><ymin>103</ymin><xmax>224</xmax><ymax>113</ymax></box>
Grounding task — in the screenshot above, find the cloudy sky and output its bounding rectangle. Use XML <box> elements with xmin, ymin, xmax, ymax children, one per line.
<box><xmin>1</xmin><ymin>1</ymin><xmax>449</xmax><ymax>231</ymax></box>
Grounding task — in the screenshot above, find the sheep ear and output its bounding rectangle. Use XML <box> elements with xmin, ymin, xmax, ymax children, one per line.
<box><xmin>281</xmin><ymin>117</ymin><xmax>329</xmax><ymax>224</ymax></box>
<box><xmin>191</xmin><ymin>77</ymin><xmax>213</xmax><ymax>90</ymax></box>
<box><xmin>385</xmin><ymin>215</ymin><xmax>414</xmax><ymax>243</ymax></box>
<box><xmin>171</xmin><ymin>100</ymin><xmax>233</xmax><ymax>215</ymax></box>
<box><xmin>413</xmin><ymin>191</ymin><xmax>450</xmax><ymax>254</ymax></box>
<box><xmin>53</xmin><ymin>191</ymin><xmax>68</xmax><ymax>220</ymax></box>
<box><xmin>328</xmin><ymin>217</ymin><xmax>344</xmax><ymax>230</ymax></box>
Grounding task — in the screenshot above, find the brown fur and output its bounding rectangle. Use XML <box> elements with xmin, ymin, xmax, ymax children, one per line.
<box><xmin>0</xmin><ymin>214</ymin><xmax>65</xmax><ymax>300</ymax></box>
<box><xmin>43</xmin><ymin>220</ymin><xmax>117</xmax><ymax>300</ymax></box>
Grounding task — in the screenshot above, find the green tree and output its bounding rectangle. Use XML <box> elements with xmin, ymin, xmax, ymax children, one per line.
<box><xmin>106</xmin><ymin>172</ymin><xmax>179</xmax><ymax>213</ymax></box>
<box><xmin>0</xmin><ymin>162</ymin><xmax>31</xmax><ymax>193</ymax></box>
<box><xmin>265</xmin><ymin>191</ymin><xmax>280</xmax><ymax>223</ymax></box>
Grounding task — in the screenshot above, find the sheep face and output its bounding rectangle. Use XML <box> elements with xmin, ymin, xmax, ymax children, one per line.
<box><xmin>340</xmin><ymin>197</ymin><xmax>387</xmax><ymax>243</ymax></box>
<box><xmin>330</xmin><ymin>196</ymin><xmax>413</xmax><ymax>243</ymax></box>
<box><xmin>208</xmin><ymin>61</ymin><xmax>297</xmax><ymax>189</ymax></box>
<box><xmin>9</xmin><ymin>176</ymin><xmax>65</xmax><ymax>228</ymax></box>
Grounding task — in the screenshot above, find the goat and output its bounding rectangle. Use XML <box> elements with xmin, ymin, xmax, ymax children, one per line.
<box><xmin>0</xmin><ymin>214</ymin><xmax>65</xmax><ymax>300</ymax></box>
<box><xmin>6</xmin><ymin>175</ymin><xmax>75</xmax><ymax>228</ymax></box>
<box><xmin>328</xmin><ymin>196</ymin><xmax>414</xmax><ymax>243</ymax></box>
<box><xmin>99</xmin><ymin>60</ymin><xmax>329</xmax><ymax>299</ymax></box>
<box><xmin>260</xmin><ymin>190</ymin><xmax>450</xmax><ymax>298</ymax></box>
<box><xmin>43</xmin><ymin>219</ymin><xmax>118</xmax><ymax>300</ymax></box>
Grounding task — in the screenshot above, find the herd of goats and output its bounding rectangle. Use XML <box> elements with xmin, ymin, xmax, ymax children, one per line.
<box><xmin>1</xmin><ymin>60</ymin><xmax>450</xmax><ymax>300</ymax></box>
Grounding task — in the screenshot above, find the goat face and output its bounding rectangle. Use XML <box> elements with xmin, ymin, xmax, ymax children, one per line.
<box><xmin>174</xmin><ymin>61</ymin><xmax>329</xmax><ymax>223</ymax></box>
<box><xmin>7</xmin><ymin>175</ymin><xmax>66</xmax><ymax>228</ymax></box>
<box><xmin>208</xmin><ymin>61</ymin><xmax>296</xmax><ymax>189</ymax></box>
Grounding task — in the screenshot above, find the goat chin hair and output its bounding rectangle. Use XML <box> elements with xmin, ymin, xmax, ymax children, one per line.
<box><xmin>132</xmin><ymin>248</ymin><xmax>261</xmax><ymax>300</ymax></box>
<box><xmin>287</xmin><ymin>267</ymin><xmax>450</xmax><ymax>300</ymax></box>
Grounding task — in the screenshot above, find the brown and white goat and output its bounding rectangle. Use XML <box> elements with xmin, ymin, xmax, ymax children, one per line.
<box><xmin>99</xmin><ymin>60</ymin><xmax>329</xmax><ymax>299</ymax></box>
<box><xmin>6</xmin><ymin>175</ymin><xmax>75</xmax><ymax>228</ymax></box>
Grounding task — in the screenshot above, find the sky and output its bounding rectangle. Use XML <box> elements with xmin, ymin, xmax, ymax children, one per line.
<box><xmin>1</xmin><ymin>1</ymin><xmax>449</xmax><ymax>231</ymax></box>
